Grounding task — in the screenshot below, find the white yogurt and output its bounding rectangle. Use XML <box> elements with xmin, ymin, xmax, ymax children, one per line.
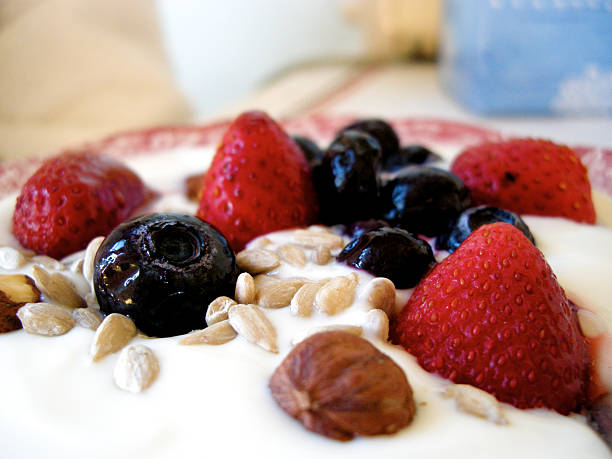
<box><xmin>0</xmin><ymin>145</ymin><xmax>611</xmax><ymax>458</ymax></box>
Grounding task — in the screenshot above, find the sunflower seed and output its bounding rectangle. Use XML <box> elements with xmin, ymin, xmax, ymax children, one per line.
<box><xmin>31</xmin><ymin>255</ymin><xmax>64</xmax><ymax>271</ymax></box>
<box><xmin>235</xmin><ymin>272</ymin><xmax>256</xmax><ymax>304</ymax></box>
<box><xmin>277</xmin><ymin>244</ymin><xmax>307</xmax><ymax>267</ymax></box>
<box><xmin>113</xmin><ymin>345</ymin><xmax>159</xmax><ymax>393</ymax></box>
<box><xmin>444</xmin><ymin>384</ymin><xmax>508</xmax><ymax>425</ymax></box>
<box><xmin>363</xmin><ymin>308</ymin><xmax>389</xmax><ymax>341</ymax></box>
<box><xmin>254</xmin><ymin>275</ymin><xmax>307</xmax><ymax>309</ymax></box>
<box><xmin>289</xmin><ymin>281</ymin><xmax>327</xmax><ymax>317</ymax></box>
<box><xmin>314</xmin><ymin>275</ymin><xmax>357</xmax><ymax>315</ymax></box>
<box><xmin>577</xmin><ymin>309</ymin><xmax>607</xmax><ymax>338</ymax></box>
<box><xmin>292</xmin><ymin>229</ymin><xmax>344</xmax><ymax>250</ymax></box>
<box><xmin>236</xmin><ymin>249</ymin><xmax>280</xmax><ymax>274</ymax></box>
<box><xmin>0</xmin><ymin>247</ymin><xmax>27</xmax><ymax>270</ymax></box>
<box><xmin>248</xmin><ymin>236</ymin><xmax>272</xmax><ymax>249</ymax></box>
<box><xmin>359</xmin><ymin>277</ymin><xmax>396</xmax><ymax>317</ymax></box>
<box><xmin>313</xmin><ymin>246</ymin><xmax>332</xmax><ymax>265</ymax></box>
<box><xmin>83</xmin><ymin>236</ymin><xmax>105</xmax><ymax>285</ymax></box>
<box><xmin>90</xmin><ymin>313</ymin><xmax>136</xmax><ymax>361</ymax></box>
<box><xmin>17</xmin><ymin>302</ymin><xmax>74</xmax><ymax>336</ymax></box>
<box><xmin>228</xmin><ymin>304</ymin><xmax>278</xmax><ymax>353</ymax></box>
<box><xmin>179</xmin><ymin>320</ymin><xmax>237</xmax><ymax>345</ymax></box>
<box><xmin>291</xmin><ymin>324</ymin><xmax>363</xmax><ymax>345</ymax></box>
<box><xmin>31</xmin><ymin>265</ymin><xmax>85</xmax><ymax>309</ymax></box>
<box><xmin>72</xmin><ymin>307</ymin><xmax>103</xmax><ymax>330</ymax></box>
<box><xmin>206</xmin><ymin>296</ymin><xmax>237</xmax><ymax>326</ymax></box>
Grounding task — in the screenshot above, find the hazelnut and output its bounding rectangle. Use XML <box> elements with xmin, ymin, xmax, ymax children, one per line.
<box><xmin>0</xmin><ymin>274</ymin><xmax>41</xmax><ymax>333</ymax></box>
<box><xmin>269</xmin><ymin>331</ymin><xmax>415</xmax><ymax>441</ymax></box>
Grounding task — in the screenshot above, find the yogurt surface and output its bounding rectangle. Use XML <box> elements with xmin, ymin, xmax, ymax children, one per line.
<box><xmin>0</xmin><ymin>144</ymin><xmax>611</xmax><ymax>458</ymax></box>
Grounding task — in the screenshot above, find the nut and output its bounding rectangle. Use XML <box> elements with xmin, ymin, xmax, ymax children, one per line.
<box><xmin>289</xmin><ymin>281</ymin><xmax>327</xmax><ymax>317</ymax></box>
<box><xmin>113</xmin><ymin>345</ymin><xmax>160</xmax><ymax>393</ymax></box>
<box><xmin>206</xmin><ymin>296</ymin><xmax>237</xmax><ymax>326</ymax></box>
<box><xmin>0</xmin><ymin>247</ymin><xmax>28</xmax><ymax>270</ymax></box>
<box><xmin>17</xmin><ymin>302</ymin><xmax>75</xmax><ymax>336</ymax></box>
<box><xmin>269</xmin><ymin>331</ymin><xmax>416</xmax><ymax>441</ymax></box>
<box><xmin>254</xmin><ymin>275</ymin><xmax>306</xmax><ymax>309</ymax></box>
<box><xmin>314</xmin><ymin>275</ymin><xmax>357</xmax><ymax>315</ymax></box>
<box><xmin>179</xmin><ymin>320</ymin><xmax>238</xmax><ymax>345</ymax></box>
<box><xmin>228</xmin><ymin>304</ymin><xmax>278</xmax><ymax>353</ymax></box>
<box><xmin>236</xmin><ymin>249</ymin><xmax>280</xmax><ymax>274</ymax></box>
<box><xmin>277</xmin><ymin>244</ymin><xmax>307</xmax><ymax>267</ymax></box>
<box><xmin>31</xmin><ymin>265</ymin><xmax>85</xmax><ymax>309</ymax></box>
<box><xmin>90</xmin><ymin>313</ymin><xmax>137</xmax><ymax>361</ymax></box>
<box><xmin>359</xmin><ymin>277</ymin><xmax>396</xmax><ymax>317</ymax></box>
<box><xmin>292</xmin><ymin>229</ymin><xmax>344</xmax><ymax>250</ymax></box>
<box><xmin>0</xmin><ymin>274</ymin><xmax>41</xmax><ymax>333</ymax></box>
<box><xmin>443</xmin><ymin>384</ymin><xmax>508</xmax><ymax>425</ymax></box>
<box><xmin>235</xmin><ymin>272</ymin><xmax>256</xmax><ymax>305</ymax></box>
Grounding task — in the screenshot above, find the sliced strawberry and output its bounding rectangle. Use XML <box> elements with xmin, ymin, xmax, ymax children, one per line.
<box><xmin>13</xmin><ymin>152</ymin><xmax>150</xmax><ymax>259</ymax></box>
<box><xmin>196</xmin><ymin>111</ymin><xmax>318</xmax><ymax>251</ymax></box>
<box><xmin>391</xmin><ymin>222</ymin><xmax>590</xmax><ymax>414</ymax></box>
<box><xmin>451</xmin><ymin>138</ymin><xmax>596</xmax><ymax>223</ymax></box>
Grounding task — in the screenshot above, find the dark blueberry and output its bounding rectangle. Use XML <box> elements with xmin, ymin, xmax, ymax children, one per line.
<box><xmin>343</xmin><ymin>219</ymin><xmax>390</xmax><ymax>240</ymax></box>
<box><xmin>382</xmin><ymin>145</ymin><xmax>443</xmax><ymax>172</ymax></box>
<box><xmin>436</xmin><ymin>205</ymin><xmax>536</xmax><ymax>253</ymax></box>
<box><xmin>381</xmin><ymin>166</ymin><xmax>471</xmax><ymax>237</ymax></box>
<box><xmin>339</xmin><ymin>118</ymin><xmax>399</xmax><ymax>159</ymax></box>
<box><xmin>337</xmin><ymin>227</ymin><xmax>435</xmax><ymax>289</ymax></box>
<box><xmin>313</xmin><ymin>130</ymin><xmax>381</xmax><ymax>225</ymax></box>
<box><xmin>93</xmin><ymin>213</ymin><xmax>239</xmax><ymax>337</ymax></box>
<box><xmin>292</xmin><ymin>135</ymin><xmax>323</xmax><ymax>170</ymax></box>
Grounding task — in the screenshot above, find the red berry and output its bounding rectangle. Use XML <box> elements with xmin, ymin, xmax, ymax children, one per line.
<box><xmin>390</xmin><ymin>222</ymin><xmax>590</xmax><ymax>414</ymax></box>
<box><xmin>196</xmin><ymin>111</ymin><xmax>318</xmax><ymax>251</ymax></box>
<box><xmin>451</xmin><ymin>138</ymin><xmax>596</xmax><ymax>224</ymax></box>
<box><xmin>13</xmin><ymin>152</ymin><xmax>150</xmax><ymax>259</ymax></box>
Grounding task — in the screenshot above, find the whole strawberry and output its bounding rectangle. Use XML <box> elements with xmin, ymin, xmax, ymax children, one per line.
<box><xmin>451</xmin><ymin>138</ymin><xmax>596</xmax><ymax>223</ymax></box>
<box><xmin>13</xmin><ymin>152</ymin><xmax>150</xmax><ymax>259</ymax></box>
<box><xmin>196</xmin><ymin>111</ymin><xmax>318</xmax><ymax>251</ymax></box>
<box><xmin>390</xmin><ymin>222</ymin><xmax>589</xmax><ymax>414</ymax></box>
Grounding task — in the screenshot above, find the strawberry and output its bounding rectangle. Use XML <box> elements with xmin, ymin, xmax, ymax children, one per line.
<box><xmin>390</xmin><ymin>222</ymin><xmax>590</xmax><ymax>414</ymax></box>
<box><xmin>451</xmin><ymin>138</ymin><xmax>596</xmax><ymax>224</ymax></box>
<box><xmin>196</xmin><ymin>111</ymin><xmax>318</xmax><ymax>251</ymax></box>
<box><xmin>13</xmin><ymin>152</ymin><xmax>150</xmax><ymax>259</ymax></box>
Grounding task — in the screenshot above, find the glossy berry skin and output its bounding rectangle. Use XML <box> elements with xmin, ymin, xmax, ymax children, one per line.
<box><xmin>382</xmin><ymin>166</ymin><xmax>471</xmax><ymax>237</ymax></box>
<box><xmin>436</xmin><ymin>205</ymin><xmax>535</xmax><ymax>253</ymax></box>
<box><xmin>197</xmin><ymin>111</ymin><xmax>318</xmax><ymax>251</ymax></box>
<box><xmin>292</xmin><ymin>135</ymin><xmax>323</xmax><ymax>170</ymax></box>
<box><xmin>13</xmin><ymin>152</ymin><xmax>150</xmax><ymax>259</ymax></box>
<box><xmin>340</xmin><ymin>118</ymin><xmax>400</xmax><ymax>159</ymax></box>
<box><xmin>391</xmin><ymin>223</ymin><xmax>589</xmax><ymax>414</ymax></box>
<box><xmin>382</xmin><ymin>145</ymin><xmax>442</xmax><ymax>172</ymax></box>
<box><xmin>451</xmin><ymin>138</ymin><xmax>596</xmax><ymax>224</ymax></box>
<box><xmin>337</xmin><ymin>227</ymin><xmax>435</xmax><ymax>289</ymax></box>
<box><xmin>313</xmin><ymin>130</ymin><xmax>381</xmax><ymax>225</ymax></box>
<box><xmin>343</xmin><ymin>219</ymin><xmax>389</xmax><ymax>240</ymax></box>
<box><xmin>93</xmin><ymin>213</ymin><xmax>239</xmax><ymax>337</ymax></box>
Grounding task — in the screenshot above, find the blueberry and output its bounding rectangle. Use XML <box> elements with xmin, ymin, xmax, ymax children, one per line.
<box><xmin>337</xmin><ymin>227</ymin><xmax>435</xmax><ymax>289</ymax></box>
<box><xmin>293</xmin><ymin>135</ymin><xmax>323</xmax><ymax>170</ymax></box>
<box><xmin>93</xmin><ymin>213</ymin><xmax>239</xmax><ymax>337</ymax></box>
<box><xmin>313</xmin><ymin>130</ymin><xmax>381</xmax><ymax>225</ymax></box>
<box><xmin>339</xmin><ymin>119</ymin><xmax>399</xmax><ymax>159</ymax></box>
<box><xmin>382</xmin><ymin>145</ymin><xmax>442</xmax><ymax>172</ymax></box>
<box><xmin>381</xmin><ymin>166</ymin><xmax>471</xmax><ymax>237</ymax></box>
<box><xmin>436</xmin><ymin>205</ymin><xmax>535</xmax><ymax>253</ymax></box>
<box><xmin>343</xmin><ymin>219</ymin><xmax>389</xmax><ymax>240</ymax></box>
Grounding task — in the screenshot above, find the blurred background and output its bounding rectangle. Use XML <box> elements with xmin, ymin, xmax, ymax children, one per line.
<box><xmin>1</xmin><ymin>0</ymin><xmax>610</xmax><ymax>159</ymax></box>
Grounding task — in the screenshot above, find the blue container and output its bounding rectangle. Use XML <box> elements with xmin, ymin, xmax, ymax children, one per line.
<box><xmin>440</xmin><ymin>0</ymin><xmax>612</xmax><ymax>115</ymax></box>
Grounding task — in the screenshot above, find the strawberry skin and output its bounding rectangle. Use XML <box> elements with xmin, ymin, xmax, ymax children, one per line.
<box><xmin>451</xmin><ymin>138</ymin><xmax>596</xmax><ymax>224</ymax></box>
<box><xmin>196</xmin><ymin>111</ymin><xmax>318</xmax><ymax>251</ymax></box>
<box><xmin>391</xmin><ymin>222</ymin><xmax>589</xmax><ymax>414</ymax></box>
<box><xmin>13</xmin><ymin>152</ymin><xmax>150</xmax><ymax>259</ymax></box>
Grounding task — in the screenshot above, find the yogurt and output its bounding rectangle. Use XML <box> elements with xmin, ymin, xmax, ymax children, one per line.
<box><xmin>0</xmin><ymin>144</ymin><xmax>611</xmax><ymax>459</ymax></box>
